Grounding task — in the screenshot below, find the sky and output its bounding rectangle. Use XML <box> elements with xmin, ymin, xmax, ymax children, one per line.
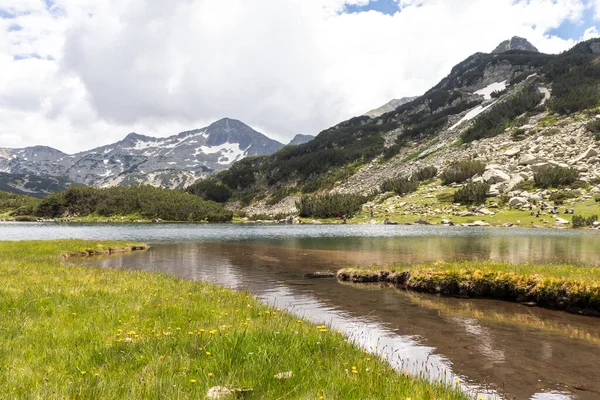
<box><xmin>0</xmin><ymin>0</ymin><xmax>599</xmax><ymax>154</ymax></box>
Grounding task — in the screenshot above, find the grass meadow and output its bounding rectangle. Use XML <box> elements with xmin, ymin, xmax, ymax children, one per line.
<box><xmin>0</xmin><ymin>240</ymin><xmax>466</xmax><ymax>399</ymax></box>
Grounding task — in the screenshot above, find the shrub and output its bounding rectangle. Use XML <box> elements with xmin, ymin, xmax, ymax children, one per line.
<box><xmin>453</xmin><ymin>182</ymin><xmax>490</xmax><ymax>205</ymax></box>
<box><xmin>382</xmin><ymin>144</ymin><xmax>401</xmax><ymax>160</ymax></box>
<box><xmin>440</xmin><ymin>160</ymin><xmax>486</xmax><ymax>185</ymax></box>
<box><xmin>513</xmin><ymin>179</ymin><xmax>535</xmax><ymax>191</ymax></box>
<box><xmin>35</xmin><ymin>186</ymin><xmax>233</xmax><ymax>222</ymax></box>
<box><xmin>412</xmin><ymin>166</ymin><xmax>438</xmax><ymax>182</ymax></box>
<box><xmin>585</xmin><ymin>119</ymin><xmax>600</xmax><ymax>133</ymax></box>
<box><xmin>296</xmin><ymin>194</ymin><xmax>368</xmax><ymax>218</ymax></box>
<box><xmin>572</xmin><ymin>215</ymin><xmax>598</xmax><ymax>228</ymax></box>
<box><xmin>534</xmin><ymin>166</ymin><xmax>579</xmax><ymax>188</ymax></box>
<box><xmin>380</xmin><ymin>177</ymin><xmax>419</xmax><ymax>196</ymax></box>
<box><xmin>511</xmin><ymin>128</ymin><xmax>527</xmax><ymax>141</ymax></box>
<box><xmin>186</xmin><ymin>179</ymin><xmax>232</xmax><ymax>203</ymax></box>
<box><xmin>549</xmin><ymin>191</ymin><xmax>578</xmax><ymax>205</ymax></box>
<box><xmin>594</xmin><ymin>194</ymin><xmax>600</xmax><ymax>203</ymax></box>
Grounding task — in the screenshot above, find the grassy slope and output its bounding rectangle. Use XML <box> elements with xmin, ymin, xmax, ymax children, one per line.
<box><xmin>0</xmin><ymin>240</ymin><xmax>466</xmax><ymax>399</ymax></box>
<box><xmin>338</xmin><ymin>261</ymin><xmax>600</xmax><ymax>314</ymax></box>
<box><xmin>299</xmin><ymin>183</ymin><xmax>600</xmax><ymax>227</ymax></box>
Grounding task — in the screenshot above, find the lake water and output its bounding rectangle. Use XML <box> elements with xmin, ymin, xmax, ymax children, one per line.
<box><xmin>3</xmin><ymin>222</ymin><xmax>600</xmax><ymax>399</ymax></box>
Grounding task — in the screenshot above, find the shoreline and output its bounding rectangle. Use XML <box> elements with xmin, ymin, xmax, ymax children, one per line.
<box><xmin>337</xmin><ymin>262</ymin><xmax>600</xmax><ymax>317</ymax></box>
<box><xmin>1</xmin><ymin>240</ymin><xmax>467</xmax><ymax>399</ymax></box>
<box><xmin>3</xmin><ymin>218</ymin><xmax>600</xmax><ymax>231</ymax></box>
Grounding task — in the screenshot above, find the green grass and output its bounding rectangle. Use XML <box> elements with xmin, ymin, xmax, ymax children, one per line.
<box><xmin>0</xmin><ymin>240</ymin><xmax>466</xmax><ymax>399</ymax></box>
<box><xmin>338</xmin><ymin>260</ymin><xmax>600</xmax><ymax>314</ymax></box>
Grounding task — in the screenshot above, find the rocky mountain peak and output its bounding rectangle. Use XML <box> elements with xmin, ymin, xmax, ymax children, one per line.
<box><xmin>493</xmin><ymin>36</ymin><xmax>538</xmax><ymax>53</ymax></box>
<box><xmin>288</xmin><ymin>134</ymin><xmax>315</xmax><ymax>146</ymax></box>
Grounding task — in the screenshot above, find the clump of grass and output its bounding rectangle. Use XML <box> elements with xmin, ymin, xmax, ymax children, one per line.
<box><xmin>0</xmin><ymin>240</ymin><xmax>465</xmax><ymax>399</ymax></box>
<box><xmin>338</xmin><ymin>261</ymin><xmax>600</xmax><ymax>315</ymax></box>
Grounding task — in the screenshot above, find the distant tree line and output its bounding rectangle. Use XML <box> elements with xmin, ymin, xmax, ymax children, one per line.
<box><xmin>35</xmin><ymin>186</ymin><xmax>233</xmax><ymax>222</ymax></box>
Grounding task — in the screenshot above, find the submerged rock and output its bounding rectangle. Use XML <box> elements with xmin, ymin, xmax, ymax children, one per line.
<box><xmin>304</xmin><ymin>271</ymin><xmax>336</xmax><ymax>279</ymax></box>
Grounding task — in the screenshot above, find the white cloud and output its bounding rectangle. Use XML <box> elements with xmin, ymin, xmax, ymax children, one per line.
<box><xmin>0</xmin><ymin>0</ymin><xmax>598</xmax><ymax>153</ymax></box>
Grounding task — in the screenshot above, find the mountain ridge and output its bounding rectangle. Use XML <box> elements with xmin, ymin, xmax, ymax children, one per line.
<box><xmin>192</xmin><ymin>37</ymin><xmax>600</xmax><ymax>217</ymax></box>
<box><xmin>0</xmin><ymin>118</ymin><xmax>285</xmax><ymax>195</ymax></box>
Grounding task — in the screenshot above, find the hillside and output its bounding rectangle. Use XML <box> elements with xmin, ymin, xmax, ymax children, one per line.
<box><xmin>0</xmin><ymin>118</ymin><xmax>284</xmax><ymax>194</ymax></box>
<box><xmin>0</xmin><ymin>172</ymin><xmax>75</xmax><ymax>198</ymax></box>
<box><xmin>189</xmin><ymin>38</ymin><xmax>600</xmax><ymax>226</ymax></box>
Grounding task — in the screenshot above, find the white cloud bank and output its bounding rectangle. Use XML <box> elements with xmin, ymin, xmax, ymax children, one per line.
<box><xmin>0</xmin><ymin>0</ymin><xmax>599</xmax><ymax>153</ymax></box>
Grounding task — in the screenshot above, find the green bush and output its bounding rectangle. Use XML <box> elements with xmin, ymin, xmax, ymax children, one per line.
<box><xmin>380</xmin><ymin>177</ymin><xmax>419</xmax><ymax>196</ymax></box>
<box><xmin>594</xmin><ymin>194</ymin><xmax>600</xmax><ymax>203</ymax></box>
<box><xmin>511</xmin><ymin>128</ymin><xmax>527</xmax><ymax>142</ymax></box>
<box><xmin>534</xmin><ymin>166</ymin><xmax>580</xmax><ymax>188</ymax></box>
<box><xmin>440</xmin><ymin>160</ymin><xmax>486</xmax><ymax>185</ymax></box>
<box><xmin>549</xmin><ymin>191</ymin><xmax>578</xmax><ymax>205</ymax></box>
<box><xmin>0</xmin><ymin>191</ymin><xmax>41</xmax><ymax>215</ymax></box>
<box><xmin>411</xmin><ymin>166</ymin><xmax>438</xmax><ymax>182</ymax></box>
<box><xmin>453</xmin><ymin>182</ymin><xmax>490</xmax><ymax>205</ymax></box>
<box><xmin>35</xmin><ymin>186</ymin><xmax>233</xmax><ymax>222</ymax></box>
<box><xmin>585</xmin><ymin>119</ymin><xmax>600</xmax><ymax>133</ymax></box>
<box><xmin>572</xmin><ymin>214</ymin><xmax>598</xmax><ymax>228</ymax></box>
<box><xmin>513</xmin><ymin>179</ymin><xmax>535</xmax><ymax>191</ymax></box>
<box><xmin>186</xmin><ymin>179</ymin><xmax>232</xmax><ymax>203</ymax></box>
<box><xmin>296</xmin><ymin>194</ymin><xmax>368</xmax><ymax>218</ymax></box>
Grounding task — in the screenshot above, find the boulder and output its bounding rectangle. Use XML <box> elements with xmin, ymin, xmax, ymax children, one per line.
<box><xmin>507</xmin><ymin>174</ymin><xmax>525</xmax><ymax>190</ymax></box>
<box><xmin>509</xmin><ymin>197</ymin><xmax>528</xmax><ymax>208</ymax></box>
<box><xmin>476</xmin><ymin>207</ymin><xmax>495</xmax><ymax>216</ymax></box>
<box><xmin>555</xmin><ymin>217</ymin><xmax>570</xmax><ymax>225</ymax></box>
<box><xmin>518</xmin><ymin>154</ymin><xmax>540</xmax><ymax>166</ymax></box>
<box><xmin>441</xmin><ymin>219</ymin><xmax>454</xmax><ymax>226</ymax></box>
<box><xmin>530</xmin><ymin>162</ymin><xmax>551</xmax><ymax>173</ymax></box>
<box><xmin>483</xmin><ymin>169</ymin><xmax>510</xmax><ymax>184</ymax></box>
<box><xmin>590</xmin><ymin>187</ymin><xmax>600</xmax><ymax>194</ymax></box>
<box><xmin>574</xmin><ymin>146</ymin><xmax>599</xmax><ymax>162</ymax></box>
<box><xmin>465</xmin><ymin>220</ymin><xmax>490</xmax><ymax>227</ymax></box>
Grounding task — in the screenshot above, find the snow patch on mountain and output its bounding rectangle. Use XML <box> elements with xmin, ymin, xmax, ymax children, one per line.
<box><xmin>475</xmin><ymin>81</ymin><xmax>507</xmax><ymax>100</ymax></box>
<box><xmin>450</xmin><ymin>102</ymin><xmax>497</xmax><ymax>131</ymax></box>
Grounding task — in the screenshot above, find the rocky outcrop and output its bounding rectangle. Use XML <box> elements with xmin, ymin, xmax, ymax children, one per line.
<box><xmin>493</xmin><ymin>36</ymin><xmax>539</xmax><ymax>53</ymax></box>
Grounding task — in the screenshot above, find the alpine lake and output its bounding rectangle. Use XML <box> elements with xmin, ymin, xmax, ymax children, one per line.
<box><xmin>3</xmin><ymin>222</ymin><xmax>600</xmax><ymax>399</ymax></box>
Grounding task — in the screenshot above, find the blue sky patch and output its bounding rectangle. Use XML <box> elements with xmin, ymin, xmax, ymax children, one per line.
<box><xmin>344</xmin><ymin>0</ymin><xmax>400</xmax><ymax>16</ymax></box>
<box><xmin>8</xmin><ymin>23</ymin><xmax>22</xmax><ymax>32</ymax></box>
<box><xmin>13</xmin><ymin>54</ymin><xmax>54</xmax><ymax>61</ymax></box>
<box><xmin>548</xmin><ymin>8</ymin><xmax>599</xmax><ymax>40</ymax></box>
<box><xmin>0</xmin><ymin>8</ymin><xmax>17</xmax><ymax>19</ymax></box>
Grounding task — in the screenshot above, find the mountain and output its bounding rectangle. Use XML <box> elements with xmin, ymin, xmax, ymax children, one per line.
<box><xmin>0</xmin><ymin>118</ymin><xmax>284</xmax><ymax>193</ymax></box>
<box><xmin>288</xmin><ymin>134</ymin><xmax>315</xmax><ymax>146</ymax></box>
<box><xmin>197</xmin><ymin>38</ymin><xmax>600</xmax><ymax>214</ymax></box>
<box><xmin>364</xmin><ymin>97</ymin><xmax>419</xmax><ymax>118</ymax></box>
<box><xmin>492</xmin><ymin>36</ymin><xmax>538</xmax><ymax>53</ymax></box>
<box><xmin>0</xmin><ymin>172</ymin><xmax>75</xmax><ymax>198</ymax></box>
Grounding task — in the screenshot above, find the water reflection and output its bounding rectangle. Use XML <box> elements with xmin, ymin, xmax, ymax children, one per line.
<box><xmin>85</xmin><ymin>241</ymin><xmax>600</xmax><ymax>399</ymax></box>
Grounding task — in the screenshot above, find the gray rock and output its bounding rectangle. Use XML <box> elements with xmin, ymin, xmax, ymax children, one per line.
<box><xmin>483</xmin><ymin>169</ymin><xmax>510</xmax><ymax>184</ymax></box>
<box><xmin>518</xmin><ymin>154</ymin><xmax>541</xmax><ymax>165</ymax></box>
<box><xmin>509</xmin><ymin>197</ymin><xmax>528</xmax><ymax>207</ymax></box>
